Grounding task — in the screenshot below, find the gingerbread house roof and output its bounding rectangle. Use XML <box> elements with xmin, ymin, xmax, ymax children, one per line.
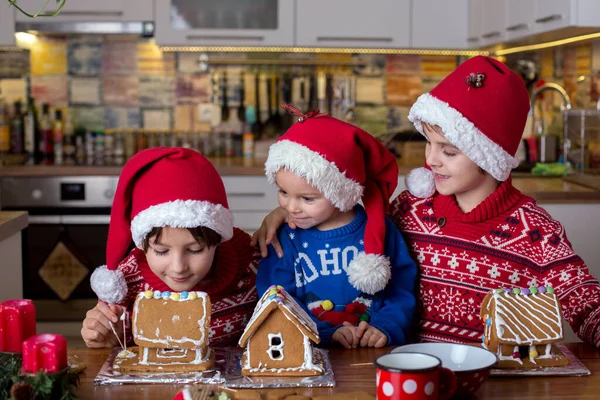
<box><xmin>239</xmin><ymin>286</ymin><xmax>320</xmax><ymax>347</ymax></box>
<box><xmin>132</xmin><ymin>290</ymin><xmax>211</xmax><ymax>349</ymax></box>
<box><xmin>482</xmin><ymin>287</ymin><xmax>562</xmax><ymax>346</ymax></box>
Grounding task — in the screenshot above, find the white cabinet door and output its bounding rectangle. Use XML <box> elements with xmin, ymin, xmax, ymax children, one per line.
<box><xmin>505</xmin><ymin>0</ymin><xmax>536</xmax><ymax>41</ymax></box>
<box><xmin>467</xmin><ymin>0</ymin><xmax>483</xmax><ymax>47</ymax></box>
<box><xmin>480</xmin><ymin>0</ymin><xmax>506</xmax><ymax>46</ymax></box>
<box><xmin>412</xmin><ymin>0</ymin><xmax>469</xmax><ymax>49</ymax></box>
<box><xmin>296</xmin><ymin>0</ymin><xmax>410</xmax><ymax>48</ymax></box>
<box><xmin>155</xmin><ymin>0</ymin><xmax>294</xmax><ymax>47</ymax></box>
<box><xmin>15</xmin><ymin>0</ymin><xmax>153</xmax><ymax>22</ymax></box>
<box><xmin>222</xmin><ymin>176</ymin><xmax>279</xmax><ymax>233</ymax></box>
<box><xmin>533</xmin><ymin>0</ymin><xmax>574</xmax><ymax>33</ymax></box>
<box><xmin>0</xmin><ymin>1</ymin><xmax>15</xmax><ymax>46</ymax></box>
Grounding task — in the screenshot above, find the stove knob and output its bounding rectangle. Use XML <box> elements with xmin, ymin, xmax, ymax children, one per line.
<box><xmin>31</xmin><ymin>189</ymin><xmax>42</xmax><ymax>200</ymax></box>
<box><xmin>104</xmin><ymin>189</ymin><xmax>115</xmax><ymax>199</ymax></box>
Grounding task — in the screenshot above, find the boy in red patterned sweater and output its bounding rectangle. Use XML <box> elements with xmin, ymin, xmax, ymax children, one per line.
<box><xmin>81</xmin><ymin>147</ymin><xmax>259</xmax><ymax>348</ymax></box>
<box><xmin>253</xmin><ymin>56</ymin><xmax>600</xmax><ymax>348</ymax></box>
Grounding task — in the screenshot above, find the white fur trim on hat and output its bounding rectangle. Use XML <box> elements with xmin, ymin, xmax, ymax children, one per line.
<box><xmin>90</xmin><ymin>265</ymin><xmax>127</xmax><ymax>304</ymax></box>
<box><xmin>346</xmin><ymin>252</ymin><xmax>391</xmax><ymax>295</ymax></box>
<box><xmin>406</xmin><ymin>167</ymin><xmax>436</xmax><ymax>198</ymax></box>
<box><xmin>265</xmin><ymin>140</ymin><xmax>363</xmax><ymax>212</ymax></box>
<box><xmin>130</xmin><ymin>199</ymin><xmax>234</xmax><ymax>247</ymax></box>
<box><xmin>408</xmin><ymin>93</ymin><xmax>519</xmax><ymax>181</ymax></box>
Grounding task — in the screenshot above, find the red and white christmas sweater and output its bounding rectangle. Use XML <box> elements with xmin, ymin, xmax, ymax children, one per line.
<box><xmin>389</xmin><ymin>179</ymin><xmax>600</xmax><ymax>347</ymax></box>
<box><xmin>112</xmin><ymin>228</ymin><xmax>259</xmax><ymax>347</ymax></box>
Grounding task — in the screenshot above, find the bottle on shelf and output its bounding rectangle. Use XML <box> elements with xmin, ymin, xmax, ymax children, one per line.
<box><xmin>75</xmin><ymin>127</ymin><xmax>85</xmax><ymax>165</ymax></box>
<box><xmin>0</xmin><ymin>90</ymin><xmax>11</xmax><ymax>163</ymax></box>
<box><xmin>104</xmin><ymin>129</ymin><xmax>115</xmax><ymax>165</ymax></box>
<box><xmin>135</xmin><ymin>129</ymin><xmax>147</xmax><ymax>153</ymax></box>
<box><xmin>10</xmin><ymin>100</ymin><xmax>25</xmax><ymax>156</ymax></box>
<box><xmin>123</xmin><ymin>129</ymin><xmax>135</xmax><ymax>160</ymax></box>
<box><xmin>243</xmin><ymin>105</ymin><xmax>256</xmax><ymax>158</ymax></box>
<box><xmin>52</xmin><ymin>109</ymin><xmax>64</xmax><ymax>165</ymax></box>
<box><xmin>63</xmin><ymin>111</ymin><xmax>75</xmax><ymax>165</ymax></box>
<box><xmin>85</xmin><ymin>130</ymin><xmax>95</xmax><ymax>165</ymax></box>
<box><xmin>38</xmin><ymin>104</ymin><xmax>53</xmax><ymax>164</ymax></box>
<box><xmin>24</xmin><ymin>97</ymin><xmax>39</xmax><ymax>164</ymax></box>
<box><xmin>94</xmin><ymin>130</ymin><xmax>105</xmax><ymax>165</ymax></box>
<box><xmin>114</xmin><ymin>130</ymin><xmax>125</xmax><ymax>165</ymax></box>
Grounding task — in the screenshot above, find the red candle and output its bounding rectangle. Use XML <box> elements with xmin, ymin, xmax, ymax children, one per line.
<box><xmin>0</xmin><ymin>299</ymin><xmax>36</xmax><ymax>353</ymax></box>
<box><xmin>22</xmin><ymin>334</ymin><xmax>68</xmax><ymax>373</ymax></box>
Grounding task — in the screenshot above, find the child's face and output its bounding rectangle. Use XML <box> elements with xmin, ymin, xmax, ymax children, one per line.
<box><xmin>275</xmin><ymin>169</ymin><xmax>343</xmax><ymax>231</ymax></box>
<box><xmin>422</xmin><ymin>123</ymin><xmax>495</xmax><ymax>200</ymax></box>
<box><xmin>145</xmin><ymin>227</ymin><xmax>217</xmax><ymax>291</ymax></box>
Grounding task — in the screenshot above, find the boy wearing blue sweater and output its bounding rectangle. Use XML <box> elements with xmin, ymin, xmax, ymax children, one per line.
<box><xmin>256</xmin><ymin>106</ymin><xmax>417</xmax><ymax>349</ymax></box>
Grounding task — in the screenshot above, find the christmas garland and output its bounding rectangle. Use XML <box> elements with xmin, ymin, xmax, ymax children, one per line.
<box><xmin>0</xmin><ymin>353</ymin><xmax>79</xmax><ymax>400</ymax></box>
<box><xmin>6</xmin><ymin>0</ymin><xmax>66</xmax><ymax>18</ymax></box>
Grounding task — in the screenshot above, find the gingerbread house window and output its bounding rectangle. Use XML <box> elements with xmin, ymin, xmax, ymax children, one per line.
<box><xmin>267</xmin><ymin>333</ymin><xmax>284</xmax><ymax>360</ymax></box>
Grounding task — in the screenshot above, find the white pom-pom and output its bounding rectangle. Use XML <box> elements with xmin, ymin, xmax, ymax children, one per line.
<box><xmin>346</xmin><ymin>253</ymin><xmax>391</xmax><ymax>295</ymax></box>
<box><xmin>90</xmin><ymin>265</ymin><xmax>128</xmax><ymax>304</ymax></box>
<box><xmin>405</xmin><ymin>167</ymin><xmax>435</xmax><ymax>198</ymax></box>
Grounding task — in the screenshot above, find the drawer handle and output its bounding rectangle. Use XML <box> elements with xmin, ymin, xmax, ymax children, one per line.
<box><xmin>316</xmin><ymin>36</ymin><xmax>393</xmax><ymax>42</ymax></box>
<box><xmin>55</xmin><ymin>11</ymin><xmax>124</xmax><ymax>17</ymax></box>
<box><xmin>226</xmin><ymin>192</ymin><xmax>266</xmax><ymax>197</ymax></box>
<box><xmin>186</xmin><ymin>35</ymin><xmax>265</xmax><ymax>41</ymax></box>
<box><xmin>481</xmin><ymin>31</ymin><xmax>501</xmax><ymax>39</ymax></box>
<box><xmin>467</xmin><ymin>36</ymin><xmax>480</xmax><ymax>43</ymax></box>
<box><xmin>535</xmin><ymin>14</ymin><xmax>562</xmax><ymax>23</ymax></box>
<box><xmin>506</xmin><ymin>23</ymin><xmax>529</xmax><ymax>31</ymax></box>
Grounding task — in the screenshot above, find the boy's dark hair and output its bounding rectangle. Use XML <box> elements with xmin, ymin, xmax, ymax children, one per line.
<box><xmin>141</xmin><ymin>226</ymin><xmax>221</xmax><ymax>252</ymax></box>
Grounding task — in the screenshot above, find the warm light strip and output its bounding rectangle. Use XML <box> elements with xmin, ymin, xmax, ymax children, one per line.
<box><xmin>495</xmin><ymin>31</ymin><xmax>600</xmax><ymax>56</ymax></box>
<box><xmin>160</xmin><ymin>45</ymin><xmax>489</xmax><ymax>57</ymax></box>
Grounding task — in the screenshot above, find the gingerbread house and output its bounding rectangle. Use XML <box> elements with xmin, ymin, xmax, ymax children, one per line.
<box><xmin>113</xmin><ymin>290</ymin><xmax>214</xmax><ymax>372</ymax></box>
<box><xmin>480</xmin><ymin>286</ymin><xmax>568</xmax><ymax>368</ymax></box>
<box><xmin>238</xmin><ymin>285</ymin><xmax>324</xmax><ymax>376</ymax></box>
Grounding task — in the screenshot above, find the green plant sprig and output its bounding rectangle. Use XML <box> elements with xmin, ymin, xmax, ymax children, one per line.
<box><xmin>8</xmin><ymin>0</ymin><xmax>66</xmax><ymax>18</ymax></box>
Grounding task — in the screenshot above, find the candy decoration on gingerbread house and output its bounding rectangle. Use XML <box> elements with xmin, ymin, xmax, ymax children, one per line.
<box><xmin>113</xmin><ymin>290</ymin><xmax>214</xmax><ymax>372</ymax></box>
<box><xmin>238</xmin><ymin>285</ymin><xmax>324</xmax><ymax>376</ymax></box>
<box><xmin>480</xmin><ymin>286</ymin><xmax>568</xmax><ymax>368</ymax></box>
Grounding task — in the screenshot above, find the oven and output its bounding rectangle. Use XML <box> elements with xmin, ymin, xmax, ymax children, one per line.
<box><xmin>1</xmin><ymin>176</ymin><xmax>119</xmax><ymax>321</ymax></box>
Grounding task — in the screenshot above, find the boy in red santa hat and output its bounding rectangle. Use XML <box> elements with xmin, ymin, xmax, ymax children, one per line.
<box><xmin>81</xmin><ymin>147</ymin><xmax>259</xmax><ymax>348</ymax></box>
<box><xmin>253</xmin><ymin>56</ymin><xmax>600</xmax><ymax>348</ymax></box>
<box><xmin>256</xmin><ymin>106</ymin><xmax>417</xmax><ymax>349</ymax></box>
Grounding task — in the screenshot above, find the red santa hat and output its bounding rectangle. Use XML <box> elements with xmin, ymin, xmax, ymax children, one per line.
<box><xmin>406</xmin><ymin>55</ymin><xmax>530</xmax><ymax>198</ymax></box>
<box><xmin>90</xmin><ymin>147</ymin><xmax>233</xmax><ymax>304</ymax></box>
<box><xmin>265</xmin><ymin>107</ymin><xmax>398</xmax><ymax>295</ymax></box>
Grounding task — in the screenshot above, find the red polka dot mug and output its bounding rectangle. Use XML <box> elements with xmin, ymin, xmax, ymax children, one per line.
<box><xmin>375</xmin><ymin>352</ymin><xmax>457</xmax><ymax>400</ymax></box>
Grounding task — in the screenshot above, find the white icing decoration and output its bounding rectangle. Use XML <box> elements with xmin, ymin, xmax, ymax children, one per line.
<box><xmin>172</xmin><ymin>315</ymin><xmax>180</xmax><ymax>323</ymax></box>
<box><xmin>155</xmin><ymin>327</ymin><xmax>160</xmax><ymax>337</ymax></box>
<box><xmin>116</xmin><ymin>349</ymin><xmax>136</xmax><ymax>359</ymax></box>
<box><xmin>139</xmin><ymin>347</ymin><xmax>212</xmax><ymax>366</ymax></box>
<box><xmin>267</xmin><ymin>333</ymin><xmax>284</xmax><ymax>360</ymax></box>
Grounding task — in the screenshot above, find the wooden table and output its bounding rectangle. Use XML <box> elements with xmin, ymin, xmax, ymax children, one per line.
<box><xmin>71</xmin><ymin>343</ymin><xmax>598</xmax><ymax>399</ymax></box>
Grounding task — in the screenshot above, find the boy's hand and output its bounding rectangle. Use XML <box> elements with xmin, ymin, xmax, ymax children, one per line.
<box><xmin>333</xmin><ymin>324</ymin><xmax>359</xmax><ymax>349</ymax></box>
<box><xmin>355</xmin><ymin>321</ymin><xmax>388</xmax><ymax>348</ymax></box>
<box><xmin>250</xmin><ymin>207</ymin><xmax>296</xmax><ymax>258</ymax></box>
<box><xmin>81</xmin><ymin>302</ymin><xmax>124</xmax><ymax>348</ymax></box>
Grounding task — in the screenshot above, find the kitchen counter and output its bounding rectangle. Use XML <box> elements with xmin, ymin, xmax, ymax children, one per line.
<box><xmin>0</xmin><ymin>211</ymin><xmax>28</xmax><ymax>301</ymax></box>
<box><xmin>1</xmin><ymin>161</ymin><xmax>600</xmax><ymax>204</ymax></box>
<box><xmin>0</xmin><ymin>211</ymin><xmax>28</xmax><ymax>244</ymax></box>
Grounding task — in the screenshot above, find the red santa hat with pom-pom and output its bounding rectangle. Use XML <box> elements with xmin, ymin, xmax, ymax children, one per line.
<box><xmin>406</xmin><ymin>55</ymin><xmax>530</xmax><ymax>198</ymax></box>
<box><xmin>90</xmin><ymin>147</ymin><xmax>234</xmax><ymax>304</ymax></box>
<box><xmin>265</xmin><ymin>106</ymin><xmax>398</xmax><ymax>295</ymax></box>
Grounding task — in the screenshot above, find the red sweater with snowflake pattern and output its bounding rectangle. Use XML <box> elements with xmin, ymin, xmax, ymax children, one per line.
<box><xmin>111</xmin><ymin>228</ymin><xmax>259</xmax><ymax>347</ymax></box>
<box><xmin>389</xmin><ymin>179</ymin><xmax>600</xmax><ymax>347</ymax></box>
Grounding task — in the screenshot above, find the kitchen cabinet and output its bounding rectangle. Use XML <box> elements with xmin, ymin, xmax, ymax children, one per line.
<box><xmin>411</xmin><ymin>0</ymin><xmax>469</xmax><ymax>49</ymax></box>
<box><xmin>480</xmin><ymin>0</ymin><xmax>506</xmax><ymax>46</ymax></box>
<box><xmin>154</xmin><ymin>0</ymin><xmax>294</xmax><ymax>47</ymax></box>
<box><xmin>533</xmin><ymin>0</ymin><xmax>574</xmax><ymax>34</ymax></box>
<box><xmin>296</xmin><ymin>0</ymin><xmax>410</xmax><ymax>48</ymax></box>
<box><xmin>222</xmin><ymin>176</ymin><xmax>279</xmax><ymax>233</ymax></box>
<box><xmin>505</xmin><ymin>0</ymin><xmax>535</xmax><ymax>41</ymax></box>
<box><xmin>15</xmin><ymin>0</ymin><xmax>153</xmax><ymax>22</ymax></box>
<box><xmin>0</xmin><ymin>1</ymin><xmax>15</xmax><ymax>46</ymax></box>
<box><xmin>467</xmin><ymin>0</ymin><xmax>483</xmax><ymax>46</ymax></box>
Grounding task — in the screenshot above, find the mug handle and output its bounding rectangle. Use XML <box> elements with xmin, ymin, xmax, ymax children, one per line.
<box><xmin>438</xmin><ymin>367</ymin><xmax>457</xmax><ymax>400</ymax></box>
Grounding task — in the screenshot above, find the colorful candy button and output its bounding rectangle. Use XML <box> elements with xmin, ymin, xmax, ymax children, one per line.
<box><xmin>188</xmin><ymin>292</ymin><xmax>197</xmax><ymax>300</ymax></box>
<box><xmin>547</xmin><ymin>287</ymin><xmax>554</xmax><ymax>294</ymax></box>
<box><xmin>180</xmin><ymin>291</ymin><xmax>189</xmax><ymax>300</ymax></box>
<box><xmin>512</xmin><ymin>288</ymin><xmax>521</xmax><ymax>295</ymax></box>
<box><xmin>162</xmin><ymin>291</ymin><xmax>170</xmax><ymax>299</ymax></box>
<box><xmin>538</xmin><ymin>286</ymin><xmax>546</xmax><ymax>294</ymax></box>
<box><xmin>170</xmin><ymin>292</ymin><xmax>180</xmax><ymax>301</ymax></box>
<box><xmin>521</xmin><ymin>288</ymin><xmax>530</xmax><ymax>295</ymax></box>
<box><xmin>153</xmin><ymin>290</ymin><xmax>161</xmax><ymax>299</ymax></box>
<box><xmin>530</xmin><ymin>287</ymin><xmax>538</xmax><ymax>294</ymax></box>
<box><xmin>143</xmin><ymin>290</ymin><xmax>153</xmax><ymax>298</ymax></box>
